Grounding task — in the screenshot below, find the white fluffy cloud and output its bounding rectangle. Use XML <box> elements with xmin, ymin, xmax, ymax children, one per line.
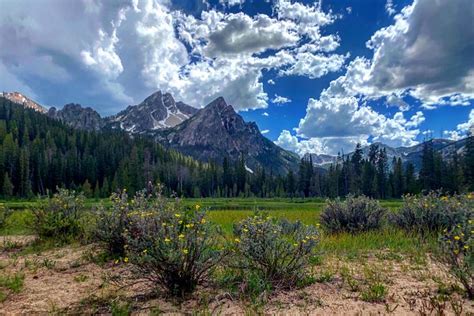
<box><xmin>275</xmin><ymin>130</ymin><xmax>369</xmax><ymax>156</ymax></box>
<box><xmin>0</xmin><ymin>0</ymin><xmax>345</xmax><ymax>112</ymax></box>
<box><xmin>367</xmin><ymin>0</ymin><xmax>474</xmax><ymax>106</ymax></box>
<box><xmin>278</xmin><ymin>0</ymin><xmax>474</xmax><ymax>156</ymax></box>
<box><xmin>444</xmin><ymin>109</ymin><xmax>474</xmax><ymax>140</ymax></box>
<box><xmin>271</xmin><ymin>94</ymin><xmax>291</xmax><ymax>105</ymax></box>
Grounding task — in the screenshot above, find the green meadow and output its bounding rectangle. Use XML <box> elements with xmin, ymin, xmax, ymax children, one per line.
<box><xmin>1</xmin><ymin>198</ymin><xmax>429</xmax><ymax>258</ymax></box>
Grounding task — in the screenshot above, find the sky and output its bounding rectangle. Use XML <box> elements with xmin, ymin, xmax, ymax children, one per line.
<box><xmin>0</xmin><ymin>0</ymin><xmax>473</xmax><ymax>156</ymax></box>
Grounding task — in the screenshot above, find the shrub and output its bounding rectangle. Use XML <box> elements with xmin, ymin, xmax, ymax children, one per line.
<box><xmin>232</xmin><ymin>213</ymin><xmax>319</xmax><ymax>289</ymax></box>
<box><xmin>320</xmin><ymin>195</ymin><xmax>386</xmax><ymax>234</ymax></box>
<box><xmin>0</xmin><ymin>204</ymin><xmax>11</xmax><ymax>230</ymax></box>
<box><xmin>391</xmin><ymin>192</ymin><xmax>473</xmax><ymax>236</ymax></box>
<box><xmin>32</xmin><ymin>188</ymin><xmax>85</xmax><ymax>241</ymax></box>
<box><xmin>437</xmin><ymin>218</ymin><xmax>473</xmax><ymax>299</ymax></box>
<box><xmin>95</xmin><ymin>190</ymin><xmax>131</xmax><ymax>257</ymax></box>
<box><xmin>124</xmin><ymin>188</ymin><xmax>225</xmax><ymax>297</ymax></box>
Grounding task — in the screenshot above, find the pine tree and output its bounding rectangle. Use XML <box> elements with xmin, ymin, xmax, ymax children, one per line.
<box><xmin>2</xmin><ymin>173</ymin><xmax>13</xmax><ymax>197</ymax></box>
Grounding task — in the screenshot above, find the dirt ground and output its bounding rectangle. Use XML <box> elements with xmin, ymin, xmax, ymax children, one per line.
<box><xmin>0</xmin><ymin>235</ymin><xmax>473</xmax><ymax>315</ymax></box>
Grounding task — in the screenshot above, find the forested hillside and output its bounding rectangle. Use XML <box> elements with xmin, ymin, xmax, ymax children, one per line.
<box><xmin>0</xmin><ymin>97</ymin><xmax>473</xmax><ymax>199</ymax></box>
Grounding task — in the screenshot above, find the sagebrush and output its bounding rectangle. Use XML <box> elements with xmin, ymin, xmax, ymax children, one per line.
<box><xmin>437</xmin><ymin>218</ymin><xmax>473</xmax><ymax>299</ymax></box>
<box><xmin>232</xmin><ymin>213</ymin><xmax>319</xmax><ymax>289</ymax></box>
<box><xmin>320</xmin><ymin>195</ymin><xmax>387</xmax><ymax>234</ymax></box>
<box><xmin>31</xmin><ymin>188</ymin><xmax>85</xmax><ymax>240</ymax></box>
<box><xmin>95</xmin><ymin>190</ymin><xmax>131</xmax><ymax>257</ymax></box>
<box><xmin>392</xmin><ymin>192</ymin><xmax>473</xmax><ymax>236</ymax></box>
<box><xmin>124</xmin><ymin>188</ymin><xmax>225</xmax><ymax>297</ymax></box>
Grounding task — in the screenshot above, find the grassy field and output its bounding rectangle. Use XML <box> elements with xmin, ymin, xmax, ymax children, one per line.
<box><xmin>1</xmin><ymin>197</ymin><xmax>426</xmax><ymax>258</ymax></box>
<box><xmin>0</xmin><ymin>197</ymin><xmax>403</xmax><ymax>235</ymax></box>
<box><xmin>1</xmin><ymin>197</ymin><xmax>470</xmax><ymax>314</ymax></box>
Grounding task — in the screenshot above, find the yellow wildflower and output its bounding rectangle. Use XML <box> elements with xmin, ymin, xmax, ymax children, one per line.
<box><xmin>464</xmin><ymin>245</ymin><xmax>469</xmax><ymax>249</ymax></box>
<box><xmin>178</xmin><ymin>234</ymin><xmax>185</xmax><ymax>239</ymax></box>
<box><xmin>201</xmin><ymin>218</ymin><xmax>206</xmax><ymax>224</ymax></box>
<box><xmin>178</xmin><ymin>220</ymin><xmax>183</xmax><ymax>224</ymax></box>
<box><xmin>195</xmin><ymin>204</ymin><xmax>200</xmax><ymax>210</ymax></box>
<box><xmin>175</xmin><ymin>213</ymin><xmax>181</xmax><ymax>218</ymax></box>
<box><xmin>234</xmin><ymin>238</ymin><xmax>240</xmax><ymax>243</ymax></box>
<box><xmin>143</xmin><ymin>249</ymin><xmax>148</xmax><ymax>254</ymax></box>
<box><xmin>183</xmin><ymin>249</ymin><xmax>189</xmax><ymax>254</ymax></box>
<box><xmin>114</xmin><ymin>259</ymin><xmax>119</xmax><ymax>264</ymax></box>
<box><xmin>124</xmin><ymin>257</ymin><xmax>129</xmax><ymax>263</ymax></box>
<box><xmin>454</xmin><ymin>236</ymin><xmax>461</xmax><ymax>240</ymax></box>
<box><xmin>165</xmin><ymin>238</ymin><xmax>171</xmax><ymax>242</ymax></box>
<box><xmin>185</xmin><ymin>223</ymin><xmax>194</xmax><ymax>228</ymax></box>
<box><xmin>243</xmin><ymin>228</ymin><xmax>249</xmax><ymax>233</ymax></box>
<box><xmin>293</xmin><ymin>243</ymin><xmax>298</xmax><ymax>246</ymax></box>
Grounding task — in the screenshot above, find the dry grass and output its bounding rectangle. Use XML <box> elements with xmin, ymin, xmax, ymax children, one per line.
<box><xmin>0</xmin><ymin>235</ymin><xmax>472</xmax><ymax>315</ymax></box>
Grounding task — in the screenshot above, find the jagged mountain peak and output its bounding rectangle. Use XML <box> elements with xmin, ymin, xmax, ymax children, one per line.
<box><xmin>107</xmin><ymin>90</ymin><xmax>198</xmax><ymax>133</ymax></box>
<box><xmin>153</xmin><ymin>97</ymin><xmax>299</xmax><ymax>174</ymax></box>
<box><xmin>48</xmin><ymin>103</ymin><xmax>103</xmax><ymax>131</ymax></box>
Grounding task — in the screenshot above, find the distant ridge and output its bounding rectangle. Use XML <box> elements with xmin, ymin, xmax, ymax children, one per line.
<box><xmin>1</xmin><ymin>91</ymin><xmax>47</xmax><ymax>113</ymax></box>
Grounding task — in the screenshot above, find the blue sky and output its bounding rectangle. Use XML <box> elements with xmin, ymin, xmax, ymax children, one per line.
<box><xmin>0</xmin><ymin>0</ymin><xmax>473</xmax><ymax>155</ymax></box>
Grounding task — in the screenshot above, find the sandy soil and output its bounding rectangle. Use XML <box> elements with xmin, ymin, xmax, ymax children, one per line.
<box><xmin>0</xmin><ymin>237</ymin><xmax>472</xmax><ymax>315</ymax></box>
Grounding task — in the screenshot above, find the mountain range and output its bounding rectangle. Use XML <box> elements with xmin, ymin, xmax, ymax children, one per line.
<box><xmin>305</xmin><ymin>138</ymin><xmax>468</xmax><ymax>171</ymax></box>
<box><xmin>3</xmin><ymin>90</ymin><xmax>469</xmax><ymax>174</ymax></box>
<box><xmin>2</xmin><ymin>91</ymin><xmax>299</xmax><ymax>174</ymax></box>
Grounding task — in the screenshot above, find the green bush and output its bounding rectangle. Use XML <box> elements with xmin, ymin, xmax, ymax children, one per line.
<box><xmin>391</xmin><ymin>192</ymin><xmax>473</xmax><ymax>236</ymax></box>
<box><xmin>31</xmin><ymin>188</ymin><xmax>85</xmax><ymax>241</ymax></box>
<box><xmin>124</xmin><ymin>188</ymin><xmax>225</xmax><ymax>297</ymax></box>
<box><xmin>95</xmin><ymin>190</ymin><xmax>131</xmax><ymax>257</ymax></box>
<box><xmin>437</xmin><ymin>218</ymin><xmax>473</xmax><ymax>299</ymax></box>
<box><xmin>320</xmin><ymin>195</ymin><xmax>386</xmax><ymax>234</ymax></box>
<box><xmin>0</xmin><ymin>204</ymin><xmax>11</xmax><ymax>230</ymax></box>
<box><xmin>232</xmin><ymin>213</ymin><xmax>319</xmax><ymax>289</ymax></box>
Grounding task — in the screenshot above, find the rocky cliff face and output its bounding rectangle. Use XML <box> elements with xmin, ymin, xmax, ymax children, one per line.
<box><xmin>153</xmin><ymin>97</ymin><xmax>299</xmax><ymax>174</ymax></box>
<box><xmin>106</xmin><ymin>91</ymin><xmax>198</xmax><ymax>133</ymax></box>
<box><xmin>1</xmin><ymin>92</ymin><xmax>47</xmax><ymax>113</ymax></box>
<box><xmin>47</xmin><ymin>104</ymin><xmax>104</xmax><ymax>131</ymax></box>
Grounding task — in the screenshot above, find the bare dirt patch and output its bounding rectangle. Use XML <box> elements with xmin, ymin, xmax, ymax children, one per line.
<box><xmin>0</xmin><ymin>242</ymin><xmax>472</xmax><ymax>315</ymax></box>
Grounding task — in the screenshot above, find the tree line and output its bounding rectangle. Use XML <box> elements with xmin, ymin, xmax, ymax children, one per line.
<box><xmin>0</xmin><ymin>97</ymin><xmax>473</xmax><ymax>199</ymax></box>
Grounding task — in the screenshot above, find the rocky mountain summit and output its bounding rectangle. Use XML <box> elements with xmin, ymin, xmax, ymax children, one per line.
<box><xmin>153</xmin><ymin>97</ymin><xmax>299</xmax><ymax>174</ymax></box>
<box><xmin>48</xmin><ymin>104</ymin><xmax>104</xmax><ymax>131</ymax></box>
<box><xmin>106</xmin><ymin>91</ymin><xmax>198</xmax><ymax>133</ymax></box>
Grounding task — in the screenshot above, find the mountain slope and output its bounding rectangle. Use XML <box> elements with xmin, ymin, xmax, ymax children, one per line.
<box><xmin>1</xmin><ymin>92</ymin><xmax>47</xmax><ymax>113</ymax></box>
<box><xmin>106</xmin><ymin>91</ymin><xmax>198</xmax><ymax>133</ymax></box>
<box><xmin>153</xmin><ymin>97</ymin><xmax>299</xmax><ymax>174</ymax></box>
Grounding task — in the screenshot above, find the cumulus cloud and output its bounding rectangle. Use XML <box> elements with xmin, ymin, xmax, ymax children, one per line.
<box><xmin>0</xmin><ymin>0</ymin><xmax>345</xmax><ymax>113</ymax></box>
<box><xmin>261</xmin><ymin>129</ymin><xmax>270</xmax><ymax>134</ymax></box>
<box><xmin>367</xmin><ymin>0</ymin><xmax>474</xmax><ymax>106</ymax></box>
<box><xmin>444</xmin><ymin>109</ymin><xmax>474</xmax><ymax>139</ymax></box>
<box><xmin>385</xmin><ymin>0</ymin><xmax>396</xmax><ymax>16</ymax></box>
<box><xmin>262</xmin><ymin>112</ymin><xmax>269</xmax><ymax>116</ymax></box>
<box><xmin>271</xmin><ymin>94</ymin><xmax>291</xmax><ymax>105</ymax></box>
<box><xmin>280</xmin><ymin>0</ymin><xmax>473</xmax><ymax>156</ymax></box>
<box><xmin>275</xmin><ymin>130</ymin><xmax>368</xmax><ymax>156</ymax></box>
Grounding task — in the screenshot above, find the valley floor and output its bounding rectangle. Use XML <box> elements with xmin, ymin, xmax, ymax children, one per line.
<box><xmin>1</xmin><ymin>235</ymin><xmax>472</xmax><ymax>315</ymax></box>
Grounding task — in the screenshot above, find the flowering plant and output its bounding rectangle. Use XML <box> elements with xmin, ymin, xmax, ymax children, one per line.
<box><xmin>232</xmin><ymin>213</ymin><xmax>319</xmax><ymax>288</ymax></box>
<box><xmin>392</xmin><ymin>192</ymin><xmax>473</xmax><ymax>236</ymax></box>
<box><xmin>438</xmin><ymin>218</ymin><xmax>473</xmax><ymax>298</ymax></box>
<box><xmin>32</xmin><ymin>188</ymin><xmax>85</xmax><ymax>240</ymax></box>
<box><xmin>124</xmin><ymin>188</ymin><xmax>225</xmax><ymax>297</ymax></box>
